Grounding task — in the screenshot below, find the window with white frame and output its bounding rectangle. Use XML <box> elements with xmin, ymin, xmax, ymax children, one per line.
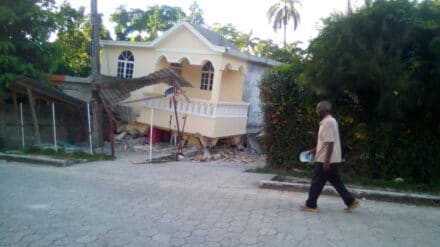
<box><xmin>117</xmin><ymin>50</ymin><xmax>134</xmax><ymax>78</ymax></box>
<box><xmin>200</xmin><ymin>62</ymin><xmax>214</xmax><ymax>91</ymax></box>
<box><xmin>170</xmin><ymin>63</ymin><xmax>182</xmax><ymax>76</ymax></box>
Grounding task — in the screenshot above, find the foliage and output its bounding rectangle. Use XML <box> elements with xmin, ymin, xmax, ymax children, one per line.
<box><xmin>52</xmin><ymin>3</ymin><xmax>111</xmax><ymax>76</ymax></box>
<box><xmin>262</xmin><ymin>0</ymin><xmax>440</xmax><ymax>186</ymax></box>
<box><xmin>187</xmin><ymin>1</ymin><xmax>205</xmax><ymax>25</ymax></box>
<box><xmin>49</xmin><ymin>3</ymin><xmax>112</xmax><ymax>77</ymax></box>
<box><xmin>109</xmin><ymin>3</ymin><xmax>294</xmax><ymax>63</ymax></box>
<box><xmin>260</xmin><ymin>57</ymin><xmax>317</xmax><ymax>168</ymax></box>
<box><xmin>0</xmin><ymin>0</ymin><xmax>58</xmax><ymax>95</ymax></box>
<box><xmin>52</xmin><ymin>3</ymin><xmax>90</xmax><ymax>76</ymax></box>
<box><xmin>254</xmin><ymin>40</ymin><xmax>305</xmax><ymax>63</ymax></box>
<box><xmin>267</xmin><ymin>0</ymin><xmax>301</xmax><ymax>46</ymax></box>
<box><xmin>211</xmin><ymin>23</ymin><xmax>259</xmax><ymax>53</ymax></box>
<box><xmin>211</xmin><ymin>23</ymin><xmax>303</xmax><ymax>62</ymax></box>
<box><xmin>110</xmin><ymin>5</ymin><xmax>186</xmax><ymax>41</ymax></box>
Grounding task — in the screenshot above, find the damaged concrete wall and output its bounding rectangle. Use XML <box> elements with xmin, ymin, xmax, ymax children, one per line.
<box><xmin>243</xmin><ymin>62</ymin><xmax>270</xmax><ymax>134</ymax></box>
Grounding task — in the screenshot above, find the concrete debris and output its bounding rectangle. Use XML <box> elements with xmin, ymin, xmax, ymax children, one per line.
<box><xmin>114</xmin><ymin>123</ymin><xmax>148</xmax><ymax>152</ymax></box>
<box><xmin>195</xmin><ymin>154</ymin><xmax>207</xmax><ymax>162</ymax></box>
<box><xmin>212</xmin><ymin>153</ymin><xmax>222</xmax><ymax>160</ymax></box>
<box><xmin>133</xmin><ymin>145</ymin><xmax>149</xmax><ymax>152</ymax></box>
<box><xmin>116</xmin><ymin>122</ymin><xmax>148</xmax><ymax>135</ymax></box>
<box><xmin>191</xmin><ymin>145</ymin><xmax>261</xmax><ymax>164</ymax></box>
<box><xmin>115</xmin><ymin>131</ymin><xmax>128</xmax><ymax>141</ymax></box>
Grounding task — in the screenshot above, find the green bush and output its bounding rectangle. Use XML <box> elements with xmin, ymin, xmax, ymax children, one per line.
<box><xmin>260</xmin><ymin>61</ymin><xmax>317</xmax><ymax>169</ymax></box>
<box><xmin>262</xmin><ymin>0</ymin><xmax>440</xmax><ymax>187</ymax></box>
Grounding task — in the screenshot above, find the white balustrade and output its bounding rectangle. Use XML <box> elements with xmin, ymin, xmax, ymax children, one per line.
<box><xmin>143</xmin><ymin>98</ymin><xmax>249</xmax><ymax>118</ymax></box>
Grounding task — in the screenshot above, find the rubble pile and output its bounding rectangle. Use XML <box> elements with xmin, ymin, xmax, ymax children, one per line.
<box><xmin>114</xmin><ymin>123</ymin><xmax>149</xmax><ymax>152</ymax></box>
<box><xmin>192</xmin><ymin>144</ymin><xmax>262</xmax><ymax>164</ymax></box>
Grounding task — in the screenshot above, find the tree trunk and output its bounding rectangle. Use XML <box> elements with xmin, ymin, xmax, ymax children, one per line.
<box><xmin>283</xmin><ymin>22</ymin><xmax>287</xmax><ymax>47</ymax></box>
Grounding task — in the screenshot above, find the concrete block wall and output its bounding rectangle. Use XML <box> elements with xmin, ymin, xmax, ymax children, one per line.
<box><xmin>243</xmin><ymin>62</ymin><xmax>269</xmax><ymax>134</ymax></box>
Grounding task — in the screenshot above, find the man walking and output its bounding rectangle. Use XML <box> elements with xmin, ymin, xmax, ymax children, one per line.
<box><xmin>301</xmin><ymin>101</ymin><xmax>360</xmax><ymax>212</ymax></box>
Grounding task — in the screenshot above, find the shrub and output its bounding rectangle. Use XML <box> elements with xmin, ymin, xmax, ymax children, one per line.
<box><xmin>260</xmin><ymin>62</ymin><xmax>317</xmax><ymax>169</ymax></box>
<box><xmin>261</xmin><ymin>0</ymin><xmax>440</xmax><ymax>186</ymax></box>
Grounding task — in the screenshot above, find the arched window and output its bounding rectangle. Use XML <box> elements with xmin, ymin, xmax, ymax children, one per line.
<box><xmin>200</xmin><ymin>62</ymin><xmax>214</xmax><ymax>91</ymax></box>
<box><xmin>117</xmin><ymin>50</ymin><xmax>134</xmax><ymax>78</ymax></box>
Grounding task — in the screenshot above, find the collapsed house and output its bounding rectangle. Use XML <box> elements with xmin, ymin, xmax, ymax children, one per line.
<box><xmin>99</xmin><ymin>21</ymin><xmax>279</xmax><ymax>155</ymax></box>
<box><xmin>1</xmin><ymin>22</ymin><xmax>278</xmax><ymax>159</ymax></box>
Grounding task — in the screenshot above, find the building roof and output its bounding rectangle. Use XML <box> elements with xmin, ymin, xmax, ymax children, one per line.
<box><xmin>187</xmin><ymin>23</ymin><xmax>280</xmax><ymax>66</ymax></box>
<box><xmin>189</xmin><ymin>24</ymin><xmax>237</xmax><ymax>49</ymax></box>
<box><xmin>100</xmin><ymin>22</ymin><xmax>280</xmax><ymax>67</ymax></box>
<box><xmin>10</xmin><ymin>76</ymin><xmax>86</xmax><ymax>106</ymax></box>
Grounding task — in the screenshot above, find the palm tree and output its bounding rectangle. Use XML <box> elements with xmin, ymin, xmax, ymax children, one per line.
<box><xmin>236</xmin><ymin>31</ymin><xmax>260</xmax><ymax>54</ymax></box>
<box><xmin>267</xmin><ymin>0</ymin><xmax>301</xmax><ymax>47</ymax></box>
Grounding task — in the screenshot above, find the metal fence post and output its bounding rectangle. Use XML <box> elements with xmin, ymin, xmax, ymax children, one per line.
<box><xmin>20</xmin><ymin>102</ymin><xmax>25</xmax><ymax>149</ymax></box>
<box><xmin>52</xmin><ymin>102</ymin><xmax>57</xmax><ymax>151</ymax></box>
<box><xmin>149</xmin><ymin>108</ymin><xmax>154</xmax><ymax>162</ymax></box>
<box><xmin>87</xmin><ymin>102</ymin><xmax>93</xmax><ymax>154</ymax></box>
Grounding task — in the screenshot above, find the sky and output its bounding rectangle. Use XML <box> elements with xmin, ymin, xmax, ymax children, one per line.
<box><xmin>56</xmin><ymin>0</ymin><xmax>365</xmax><ymax>48</ymax></box>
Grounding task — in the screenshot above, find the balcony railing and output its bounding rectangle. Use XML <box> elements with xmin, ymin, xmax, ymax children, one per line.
<box><xmin>143</xmin><ymin>98</ymin><xmax>249</xmax><ymax>118</ymax></box>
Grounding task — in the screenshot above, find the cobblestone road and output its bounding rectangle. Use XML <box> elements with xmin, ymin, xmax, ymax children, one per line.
<box><xmin>0</xmin><ymin>156</ymin><xmax>439</xmax><ymax>247</ymax></box>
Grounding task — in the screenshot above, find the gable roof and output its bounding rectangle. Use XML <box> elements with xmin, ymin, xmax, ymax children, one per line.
<box><xmin>189</xmin><ymin>24</ymin><xmax>237</xmax><ymax>49</ymax></box>
<box><xmin>101</xmin><ymin>22</ymin><xmax>280</xmax><ymax>67</ymax></box>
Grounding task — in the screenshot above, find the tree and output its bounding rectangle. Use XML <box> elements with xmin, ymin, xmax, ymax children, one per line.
<box><xmin>211</xmin><ymin>23</ymin><xmax>259</xmax><ymax>53</ymax></box>
<box><xmin>253</xmin><ymin>39</ymin><xmax>303</xmax><ymax>63</ymax></box>
<box><xmin>110</xmin><ymin>5</ymin><xmax>186</xmax><ymax>41</ymax></box>
<box><xmin>303</xmin><ymin>0</ymin><xmax>440</xmax><ymax>183</ymax></box>
<box><xmin>53</xmin><ymin>3</ymin><xmax>89</xmax><ymax>76</ymax></box>
<box><xmin>234</xmin><ymin>30</ymin><xmax>260</xmax><ymax>54</ymax></box>
<box><xmin>212</xmin><ymin>22</ymin><xmax>303</xmax><ymax>61</ymax></box>
<box><xmin>110</xmin><ymin>7</ymin><xmax>132</xmax><ymax>40</ymax></box>
<box><xmin>53</xmin><ymin>3</ymin><xmax>111</xmax><ymax>76</ymax></box>
<box><xmin>187</xmin><ymin>1</ymin><xmax>205</xmax><ymax>25</ymax></box>
<box><xmin>146</xmin><ymin>5</ymin><xmax>186</xmax><ymax>40</ymax></box>
<box><xmin>211</xmin><ymin>23</ymin><xmax>241</xmax><ymax>42</ymax></box>
<box><xmin>146</xmin><ymin>8</ymin><xmax>166</xmax><ymax>40</ymax></box>
<box><xmin>267</xmin><ymin>0</ymin><xmax>301</xmax><ymax>47</ymax></box>
<box><xmin>0</xmin><ymin>0</ymin><xmax>58</xmax><ymax>94</ymax></box>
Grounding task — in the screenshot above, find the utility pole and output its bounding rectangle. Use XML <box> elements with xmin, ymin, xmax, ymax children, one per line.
<box><xmin>90</xmin><ymin>0</ymin><xmax>100</xmax><ymax>81</ymax></box>
<box><xmin>90</xmin><ymin>0</ymin><xmax>101</xmax><ymax>151</ymax></box>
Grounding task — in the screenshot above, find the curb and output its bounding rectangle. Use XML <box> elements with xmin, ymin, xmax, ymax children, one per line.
<box><xmin>0</xmin><ymin>153</ymin><xmax>78</xmax><ymax>167</ymax></box>
<box><xmin>259</xmin><ymin>180</ymin><xmax>440</xmax><ymax>205</ymax></box>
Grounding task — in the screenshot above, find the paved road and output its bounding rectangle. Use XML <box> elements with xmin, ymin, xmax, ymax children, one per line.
<box><xmin>0</xmin><ymin>156</ymin><xmax>439</xmax><ymax>247</ymax></box>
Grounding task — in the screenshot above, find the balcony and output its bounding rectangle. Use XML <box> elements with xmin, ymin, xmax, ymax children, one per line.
<box><xmin>136</xmin><ymin>97</ymin><xmax>249</xmax><ymax>138</ymax></box>
<box><xmin>143</xmin><ymin>97</ymin><xmax>249</xmax><ymax>119</ymax></box>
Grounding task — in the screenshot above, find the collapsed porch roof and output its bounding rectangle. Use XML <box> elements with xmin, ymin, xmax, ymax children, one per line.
<box><xmin>95</xmin><ymin>68</ymin><xmax>193</xmax><ymax>122</ymax></box>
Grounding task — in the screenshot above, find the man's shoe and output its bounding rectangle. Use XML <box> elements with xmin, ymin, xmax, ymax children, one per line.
<box><xmin>300</xmin><ymin>205</ymin><xmax>318</xmax><ymax>212</ymax></box>
<box><xmin>345</xmin><ymin>200</ymin><xmax>360</xmax><ymax>212</ymax></box>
